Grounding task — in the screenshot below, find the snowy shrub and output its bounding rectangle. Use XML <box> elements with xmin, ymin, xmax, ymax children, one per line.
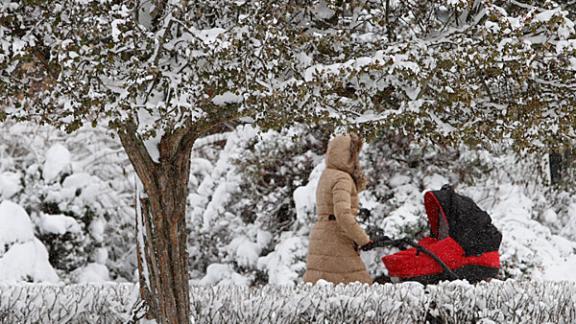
<box><xmin>193</xmin><ymin>280</ymin><xmax>576</xmax><ymax>323</ymax></box>
<box><xmin>186</xmin><ymin>126</ymin><xmax>260</xmax><ymax>281</ymax></box>
<box><xmin>0</xmin><ymin>122</ymin><xmax>136</xmax><ymax>282</ymax></box>
<box><xmin>425</xmin><ymin>280</ymin><xmax>576</xmax><ymax>324</ymax></box>
<box><xmin>230</xmin><ymin>125</ymin><xmax>327</xmax><ymax>234</ymax></box>
<box><xmin>36</xmin><ymin>215</ymin><xmax>90</xmax><ymax>273</ymax></box>
<box><xmin>188</xmin><ymin>125</ymin><xmax>326</xmax><ymax>286</ymax></box>
<box><xmin>0</xmin><ymin>281</ymin><xmax>574</xmax><ymax>323</ymax></box>
<box><xmin>0</xmin><ymin>201</ymin><xmax>58</xmax><ymax>283</ymax></box>
<box><xmin>0</xmin><ymin>283</ymin><xmax>137</xmax><ymax>323</ymax></box>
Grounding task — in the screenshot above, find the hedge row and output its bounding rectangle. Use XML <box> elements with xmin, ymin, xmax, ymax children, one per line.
<box><xmin>1</xmin><ymin>280</ymin><xmax>575</xmax><ymax>323</ymax></box>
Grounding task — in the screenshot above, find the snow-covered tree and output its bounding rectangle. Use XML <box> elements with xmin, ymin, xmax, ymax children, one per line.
<box><xmin>2</xmin><ymin>0</ymin><xmax>575</xmax><ymax>322</ymax></box>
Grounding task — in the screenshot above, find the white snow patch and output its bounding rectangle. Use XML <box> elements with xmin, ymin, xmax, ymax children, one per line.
<box><xmin>39</xmin><ymin>214</ymin><xmax>82</xmax><ymax>235</ymax></box>
<box><xmin>293</xmin><ymin>162</ymin><xmax>325</xmax><ymax>225</ymax></box>
<box><xmin>111</xmin><ymin>19</ymin><xmax>124</xmax><ymax>42</ymax></box>
<box><xmin>43</xmin><ymin>144</ymin><xmax>72</xmax><ymax>183</ymax></box>
<box><xmin>211</xmin><ymin>92</ymin><xmax>243</xmax><ymax>106</ymax></box>
<box><xmin>314</xmin><ymin>1</ymin><xmax>336</xmax><ymax>19</ymax></box>
<box><xmin>137</xmin><ymin>108</ymin><xmax>164</xmax><ymax>163</ymax></box>
<box><xmin>89</xmin><ymin>218</ymin><xmax>106</xmax><ymax>243</ymax></box>
<box><xmin>227</xmin><ymin>236</ymin><xmax>260</xmax><ymax>268</ymax></box>
<box><xmin>61</xmin><ymin>172</ymin><xmax>97</xmax><ymax>189</ymax></box>
<box><xmin>257</xmin><ymin>230</ymin><xmax>273</xmax><ymax>249</ymax></box>
<box><xmin>73</xmin><ymin>263</ymin><xmax>110</xmax><ymax>283</ymax></box>
<box><xmin>423</xmin><ymin>174</ymin><xmax>449</xmax><ymax>190</ymax></box>
<box><xmin>0</xmin><ymin>239</ymin><xmax>59</xmax><ymax>283</ymax></box>
<box><xmin>533</xmin><ymin>9</ymin><xmax>560</xmax><ymax>23</ymax></box>
<box><xmin>257</xmin><ymin>234</ymin><xmax>307</xmax><ymax>286</ymax></box>
<box><xmin>199</xmin><ymin>263</ymin><xmax>250</xmax><ymax>286</ymax></box>
<box><xmin>143</xmin><ymin>135</ymin><xmax>162</xmax><ymax>163</ymax></box>
<box><xmin>542</xmin><ymin>208</ymin><xmax>558</xmax><ymax>224</ymax></box>
<box><xmin>0</xmin><ymin>201</ymin><xmax>59</xmax><ymax>283</ymax></box>
<box><xmin>0</xmin><ymin>201</ymin><xmax>35</xmax><ymax>250</ymax></box>
<box><xmin>0</xmin><ymin>172</ymin><xmax>21</xmax><ymax>199</ymax></box>
<box><xmin>12</xmin><ymin>39</ymin><xmax>27</xmax><ymax>55</ymax></box>
<box><xmin>94</xmin><ymin>247</ymin><xmax>108</xmax><ymax>265</ymax></box>
<box><xmin>389</xmin><ymin>174</ymin><xmax>411</xmax><ymax>188</ymax></box>
<box><xmin>192</xmin><ymin>27</ymin><xmax>226</xmax><ymax>44</ymax></box>
<box><xmin>490</xmin><ymin>184</ymin><xmax>576</xmax><ymax>280</ymax></box>
<box><xmin>560</xmin><ymin>203</ymin><xmax>576</xmax><ymax>241</ymax></box>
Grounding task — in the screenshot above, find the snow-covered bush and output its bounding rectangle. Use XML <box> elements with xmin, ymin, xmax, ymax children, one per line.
<box><xmin>186</xmin><ymin>126</ymin><xmax>259</xmax><ymax>282</ymax></box>
<box><xmin>0</xmin><ymin>122</ymin><xmax>136</xmax><ymax>282</ymax></box>
<box><xmin>230</xmin><ymin>125</ymin><xmax>327</xmax><ymax>233</ymax></box>
<box><xmin>188</xmin><ymin>125</ymin><xmax>326</xmax><ymax>286</ymax></box>
<box><xmin>0</xmin><ymin>283</ymin><xmax>137</xmax><ymax>323</ymax></box>
<box><xmin>0</xmin><ymin>201</ymin><xmax>58</xmax><ymax>283</ymax></box>
<box><xmin>0</xmin><ymin>280</ymin><xmax>574</xmax><ymax>323</ymax></box>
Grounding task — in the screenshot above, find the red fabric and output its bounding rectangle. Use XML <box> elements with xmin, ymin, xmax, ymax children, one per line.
<box><xmin>382</xmin><ymin>237</ymin><xmax>500</xmax><ymax>278</ymax></box>
<box><xmin>424</xmin><ymin>191</ymin><xmax>449</xmax><ymax>238</ymax></box>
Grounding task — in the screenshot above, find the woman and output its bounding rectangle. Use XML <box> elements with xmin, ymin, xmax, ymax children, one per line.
<box><xmin>303</xmin><ymin>133</ymin><xmax>373</xmax><ymax>284</ymax></box>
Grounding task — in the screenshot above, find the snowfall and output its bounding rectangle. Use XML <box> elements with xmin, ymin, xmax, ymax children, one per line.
<box><xmin>0</xmin><ymin>122</ymin><xmax>575</xmax><ymax>323</ymax></box>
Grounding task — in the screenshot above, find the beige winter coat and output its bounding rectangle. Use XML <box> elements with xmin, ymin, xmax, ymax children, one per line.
<box><xmin>303</xmin><ymin>134</ymin><xmax>372</xmax><ymax>284</ymax></box>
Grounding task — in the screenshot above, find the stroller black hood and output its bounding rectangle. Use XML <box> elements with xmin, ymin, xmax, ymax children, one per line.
<box><xmin>424</xmin><ymin>185</ymin><xmax>502</xmax><ymax>256</ymax></box>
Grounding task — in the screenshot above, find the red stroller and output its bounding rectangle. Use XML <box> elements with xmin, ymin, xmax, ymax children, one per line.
<box><xmin>368</xmin><ymin>185</ymin><xmax>502</xmax><ymax>284</ymax></box>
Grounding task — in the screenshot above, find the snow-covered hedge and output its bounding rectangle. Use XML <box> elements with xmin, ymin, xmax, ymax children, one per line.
<box><xmin>1</xmin><ymin>281</ymin><xmax>575</xmax><ymax>323</ymax></box>
<box><xmin>0</xmin><ymin>283</ymin><xmax>136</xmax><ymax>323</ymax></box>
<box><xmin>189</xmin><ymin>281</ymin><xmax>576</xmax><ymax>324</ymax></box>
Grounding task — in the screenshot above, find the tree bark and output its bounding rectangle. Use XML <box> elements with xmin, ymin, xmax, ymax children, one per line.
<box><xmin>549</xmin><ymin>150</ymin><xmax>563</xmax><ymax>186</ymax></box>
<box><xmin>549</xmin><ymin>149</ymin><xmax>574</xmax><ymax>186</ymax></box>
<box><xmin>119</xmin><ymin>124</ymin><xmax>194</xmax><ymax>324</ymax></box>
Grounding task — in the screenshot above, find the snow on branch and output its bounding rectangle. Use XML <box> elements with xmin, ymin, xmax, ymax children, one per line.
<box><xmin>1</xmin><ymin>0</ymin><xmax>575</xmax><ymax>149</ymax></box>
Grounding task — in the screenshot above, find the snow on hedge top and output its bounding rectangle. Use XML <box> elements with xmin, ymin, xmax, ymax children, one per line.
<box><xmin>0</xmin><ymin>239</ymin><xmax>59</xmax><ymax>283</ymax></box>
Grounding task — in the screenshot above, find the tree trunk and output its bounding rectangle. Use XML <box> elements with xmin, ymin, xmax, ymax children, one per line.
<box><xmin>119</xmin><ymin>125</ymin><xmax>194</xmax><ymax>324</ymax></box>
<box><xmin>549</xmin><ymin>150</ymin><xmax>563</xmax><ymax>186</ymax></box>
<box><xmin>549</xmin><ymin>149</ymin><xmax>574</xmax><ymax>186</ymax></box>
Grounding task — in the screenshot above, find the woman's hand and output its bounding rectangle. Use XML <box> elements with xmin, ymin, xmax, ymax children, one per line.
<box><xmin>360</xmin><ymin>240</ymin><xmax>375</xmax><ymax>251</ymax></box>
<box><xmin>360</xmin><ymin>233</ymin><xmax>392</xmax><ymax>251</ymax></box>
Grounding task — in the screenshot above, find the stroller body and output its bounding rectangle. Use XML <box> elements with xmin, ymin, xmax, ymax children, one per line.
<box><xmin>382</xmin><ymin>185</ymin><xmax>502</xmax><ymax>284</ymax></box>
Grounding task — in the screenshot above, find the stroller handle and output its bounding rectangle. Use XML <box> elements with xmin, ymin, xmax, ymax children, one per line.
<box><xmin>369</xmin><ymin>237</ymin><xmax>459</xmax><ymax>281</ymax></box>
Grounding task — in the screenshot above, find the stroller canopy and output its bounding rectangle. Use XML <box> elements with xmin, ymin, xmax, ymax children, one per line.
<box><xmin>424</xmin><ymin>185</ymin><xmax>502</xmax><ymax>256</ymax></box>
<box><xmin>381</xmin><ymin>185</ymin><xmax>502</xmax><ymax>283</ymax></box>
